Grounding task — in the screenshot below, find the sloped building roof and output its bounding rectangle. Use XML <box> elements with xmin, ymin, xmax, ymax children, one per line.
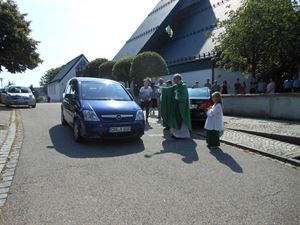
<box><xmin>50</xmin><ymin>54</ymin><xmax>88</xmax><ymax>83</ymax></box>
<box><xmin>114</xmin><ymin>0</ymin><xmax>242</xmax><ymax>73</ymax></box>
<box><xmin>114</xmin><ymin>0</ymin><xmax>182</xmax><ymax>59</ymax></box>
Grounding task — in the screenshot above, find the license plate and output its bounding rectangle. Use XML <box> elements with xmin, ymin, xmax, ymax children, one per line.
<box><xmin>109</xmin><ymin>126</ymin><xmax>131</xmax><ymax>133</ymax></box>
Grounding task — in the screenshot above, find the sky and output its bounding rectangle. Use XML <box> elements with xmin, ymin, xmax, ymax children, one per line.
<box><xmin>0</xmin><ymin>0</ymin><xmax>157</xmax><ymax>87</ymax></box>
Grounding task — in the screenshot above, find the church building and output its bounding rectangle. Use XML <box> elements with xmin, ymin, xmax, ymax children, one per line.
<box><xmin>114</xmin><ymin>0</ymin><xmax>248</xmax><ymax>92</ymax></box>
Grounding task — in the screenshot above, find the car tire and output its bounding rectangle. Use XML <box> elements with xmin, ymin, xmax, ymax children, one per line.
<box><xmin>61</xmin><ymin>110</ymin><xmax>67</xmax><ymax>126</ymax></box>
<box><xmin>5</xmin><ymin>104</ymin><xmax>9</xmax><ymax>108</ymax></box>
<box><xmin>73</xmin><ymin>118</ymin><xmax>82</xmax><ymax>143</ymax></box>
<box><xmin>32</xmin><ymin>104</ymin><xmax>36</xmax><ymax>108</ymax></box>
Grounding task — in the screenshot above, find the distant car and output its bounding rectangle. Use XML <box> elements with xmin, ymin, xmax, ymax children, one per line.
<box><xmin>61</xmin><ymin>77</ymin><xmax>145</xmax><ymax>142</ymax></box>
<box><xmin>4</xmin><ymin>86</ymin><xmax>36</xmax><ymax>108</ymax></box>
<box><xmin>188</xmin><ymin>87</ymin><xmax>213</xmax><ymax>122</ymax></box>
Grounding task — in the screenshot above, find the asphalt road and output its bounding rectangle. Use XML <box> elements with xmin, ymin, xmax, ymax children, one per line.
<box><xmin>1</xmin><ymin>103</ymin><xmax>300</xmax><ymax>225</ymax></box>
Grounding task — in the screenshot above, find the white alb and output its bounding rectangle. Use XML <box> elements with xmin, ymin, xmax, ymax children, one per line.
<box><xmin>204</xmin><ymin>103</ymin><xmax>224</xmax><ymax>131</ymax></box>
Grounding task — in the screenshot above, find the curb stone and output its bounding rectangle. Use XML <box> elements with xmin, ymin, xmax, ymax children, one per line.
<box><xmin>0</xmin><ymin>110</ymin><xmax>23</xmax><ymax>210</ymax></box>
<box><xmin>194</xmin><ymin>131</ymin><xmax>300</xmax><ymax>168</ymax></box>
<box><xmin>0</xmin><ymin>110</ymin><xmax>16</xmax><ymax>175</ymax></box>
<box><xmin>226</xmin><ymin>128</ymin><xmax>300</xmax><ymax>146</ymax></box>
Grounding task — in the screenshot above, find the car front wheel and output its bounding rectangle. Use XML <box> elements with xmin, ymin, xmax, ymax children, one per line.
<box><xmin>73</xmin><ymin>119</ymin><xmax>82</xmax><ymax>143</ymax></box>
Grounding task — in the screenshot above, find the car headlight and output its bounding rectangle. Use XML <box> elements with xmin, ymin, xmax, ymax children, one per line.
<box><xmin>82</xmin><ymin>109</ymin><xmax>100</xmax><ymax>122</ymax></box>
<box><xmin>135</xmin><ymin>110</ymin><xmax>144</xmax><ymax>121</ymax></box>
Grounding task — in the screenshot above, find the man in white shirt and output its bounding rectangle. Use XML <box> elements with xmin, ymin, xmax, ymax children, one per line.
<box><xmin>139</xmin><ymin>78</ymin><xmax>152</xmax><ymax>123</ymax></box>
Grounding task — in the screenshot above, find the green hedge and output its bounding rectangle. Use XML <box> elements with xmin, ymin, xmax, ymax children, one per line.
<box><xmin>81</xmin><ymin>58</ymin><xmax>107</xmax><ymax>77</ymax></box>
<box><xmin>98</xmin><ymin>60</ymin><xmax>116</xmax><ymax>79</ymax></box>
<box><xmin>112</xmin><ymin>57</ymin><xmax>134</xmax><ymax>84</ymax></box>
<box><xmin>130</xmin><ymin>51</ymin><xmax>169</xmax><ymax>82</ymax></box>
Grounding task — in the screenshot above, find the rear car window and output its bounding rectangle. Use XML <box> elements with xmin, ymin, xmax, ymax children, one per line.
<box><xmin>8</xmin><ymin>87</ymin><xmax>31</xmax><ymax>93</ymax></box>
<box><xmin>188</xmin><ymin>88</ymin><xmax>210</xmax><ymax>98</ymax></box>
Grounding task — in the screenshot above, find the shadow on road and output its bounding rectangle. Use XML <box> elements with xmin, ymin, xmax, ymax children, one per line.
<box><xmin>209</xmin><ymin>147</ymin><xmax>243</xmax><ymax>173</ymax></box>
<box><xmin>48</xmin><ymin>125</ymin><xmax>145</xmax><ymax>158</ymax></box>
<box><xmin>145</xmin><ymin>138</ymin><xmax>199</xmax><ymax>164</ymax></box>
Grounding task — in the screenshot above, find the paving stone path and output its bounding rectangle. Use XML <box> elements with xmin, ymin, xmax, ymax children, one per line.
<box><xmin>148</xmin><ymin>116</ymin><xmax>300</xmax><ymax>161</ymax></box>
<box><xmin>224</xmin><ymin>116</ymin><xmax>300</xmax><ymax>139</ymax></box>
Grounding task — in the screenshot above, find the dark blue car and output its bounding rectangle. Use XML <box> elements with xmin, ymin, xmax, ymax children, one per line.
<box><xmin>61</xmin><ymin>78</ymin><xmax>145</xmax><ymax>142</ymax></box>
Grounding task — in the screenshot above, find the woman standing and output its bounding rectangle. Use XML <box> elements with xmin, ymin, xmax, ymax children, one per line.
<box><xmin>221</xmin><ymin>80</ymin><xmax>228</xmax><ymax>94</ymax></box>
<box><xmin>204</xmin><ymin>92</ymin><xmax>224</xmax><ymax>148</ymax></box>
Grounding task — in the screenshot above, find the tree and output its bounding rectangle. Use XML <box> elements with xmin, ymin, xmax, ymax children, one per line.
<box><xmin>98</xmin><ymin>60</ymin><xmax>116</xmax><ymax>79</ymax></box>
<box><xmin>112</xmin><ymin>57</ymin><xmax>134</xmax><ymax>85</ymax></box>
<box><xmin>214</xmin><ymin>0</ymin><xmax>300</xmax><ymax>80</ymax></box>
<box><xmin>130</xmin><ymin>51</ymin><xmax>169</xmax><ymax>82</ymax></box>
<box><xmin>39</xmin><ymin>66</ymin><xmax>63</xmax><ymax>87</ymax></box>
<box><xmin>79</xmin><ymin>58</ymin><xmax>107</xmax><ymax>77</ymax></box>
<box><xmin>0</xmin><ymin>0</ymin><xmax>42</xmax><ymax>73</ymax></box>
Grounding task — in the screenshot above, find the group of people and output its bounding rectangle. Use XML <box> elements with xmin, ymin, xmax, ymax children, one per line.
<box><xmin>193</xmin><ymin>79</ymin><xmax>227</xmax><ymax>94</ymax></box>
<box><xmin>283</xmin><ymin>76</ymin><xmax>300</xmax><ymax>93</ymax></box>
<box><xmin>140</xmin><ymin>74</ymin><xmax>224</xmax><ymax>148</ymax></box>
<box><xmin>248</xmin><ymin>77</ymin><xmax>277</xmax><ymax>94</ymax></box>
<box><xmin>192</xmin><ymin>74</ymin><xmax>300</xmax><ymax>95</ymax></box>
<box><xmin>138</xmin><ymin>72</ymin><xmax>300</xmax><ymax>147</ymax></box>
<box><xmin>139</xmin><ymin>78</ymin><xmax>173</xmax><ymax>123</ymax></box>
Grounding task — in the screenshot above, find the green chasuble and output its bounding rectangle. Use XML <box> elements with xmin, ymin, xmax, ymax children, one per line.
<box><xmin>161</xmin><ymin>82</ymin><xmax>192</xmax><ymax>131</ymax></box>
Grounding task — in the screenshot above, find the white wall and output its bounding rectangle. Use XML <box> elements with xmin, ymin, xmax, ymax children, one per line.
<box><xmin>47</xmin><ymin>57</ymin><xmax>89</xmax><ymax>102</ymax></box>
<box><xmin>214</xmin><ymin>68</ymin><xmax>251</xmax><ymax>94</ymax></box>
<box><xmin>223</xmin><ymin>93</ymin><xmax>300</xmax><ymax>121</ymax></box>
<box><xmin>59</xmin><ymin>66</ymin><xmax>77</xmax><ymax>100</ymax></box>
<box><xmin>47</xmin><ymin>82</ymin><xmax>61</xmax><ymax>102</ymax></box>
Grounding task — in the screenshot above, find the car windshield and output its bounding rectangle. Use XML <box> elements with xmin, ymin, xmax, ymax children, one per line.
<box><xmin>8</xmin><ymin>86</ymin><xmax>31</xmax><ymax>94</ymax></box>
<box><xmin>188</xmin><ymin>88</ymin><xmax>210</xmax><ymax>98</ymax></box>
<box><xmin>81</xmin><ymin>81</ymin><xmax>131</xmax><ymax>101</ymax></box>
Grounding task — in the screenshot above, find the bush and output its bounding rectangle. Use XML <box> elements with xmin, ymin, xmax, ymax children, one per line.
<box><xmin>112</xmin><ymin>57</ymin><xmax>134</xmax><ymax>84</ymax></box>
<box><xmin>98</xmin><ymin>60</ymin><xmax>116</xmax><ymax>79</ymax></box>
<box><xmin>81</xmin><ymin>58</ymin><xmax>107</xmax><ymax>77</ymax></box>
<box><xmin>130</xmin><ymin>51</ymin><xmax>169</xmax><ymax>82</ymax></box>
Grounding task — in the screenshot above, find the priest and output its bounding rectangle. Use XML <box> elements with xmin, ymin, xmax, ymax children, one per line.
<box><xmin>161</xmin><ymin>74</ymin><xmax>192</xmax><ymax>139</ymax></box>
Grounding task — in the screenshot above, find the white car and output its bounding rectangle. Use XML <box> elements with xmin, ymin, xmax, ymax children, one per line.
<box><xmin>4</xmin><ymin>86</ymin><xmax>36</xmax><ymax>108</ymax></box>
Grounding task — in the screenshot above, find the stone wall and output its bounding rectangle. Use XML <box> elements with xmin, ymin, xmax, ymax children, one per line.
<box><xmin>222</xmin><ymin>93</ymin><xmax>300</xmax><ymax>121</ymax></box>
